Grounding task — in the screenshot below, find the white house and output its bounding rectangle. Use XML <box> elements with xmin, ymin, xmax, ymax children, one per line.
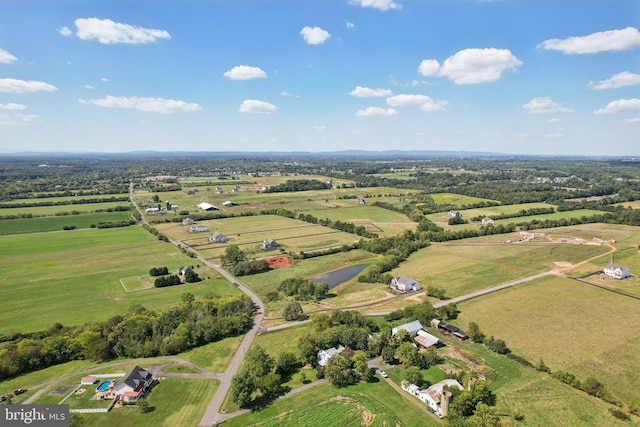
<box><xmin>481</xmin><ymin>217</ymin><xmax>494</xmax><ymax>226</ymax></box>
<box><xmin>420</xmin><ymin>379</ymin><xmax>463</xmax><ymax>418</ymax></box>
<box><xmin>113</xmin><ymin>366</ymin><xmax>153</xmax><ymax>403</ymax></box>
<box><xmin>209</xmin><ymin>232</ymin><xmax>228</xmax><ymax>243</ymax></box>
<box><xmin>189</xmin><ymin>225</ymin><xmax>208</xmax><ymax>233</ymax></box>
<box><xmin>263</xmin><ymin>239</ymin><xmax>279</xmax><ymax>250</ymax></box>
<box><xmin>390</xmin><ymin>275</ymin><xmax>422</xmax><ymax>292</ymax></box>
<box><xmin>448</xmin><ymin>210</ymin><xmax>462</xmax><ymax>219</ymax></box>
<box><xmin>603</xmin><ymin>264</ymin><xmax>630</xmax><ymax>279</ymax></box>
<box><xmin>356</xmin><ymin>198</ymin><xmax>366</xmax><ymax>205</ymax></box>
<box><xmin>317</xmin><ymin>345</ymin><xmax>345</xmax><ymax>367</ymax></box>
<box><xmin>182</xmin><ymin>218</ymin><xmax>195</xmax><ymax>226</ymax></box>
<box><xmin>197</xmin><ymin>202</ymin><xmax>219</xmax><ymax>211</ymax></box>
<box><xmin>392</xmin><ymin>320</ymin><xmax>424</xmax><ymax>337</ymax></box>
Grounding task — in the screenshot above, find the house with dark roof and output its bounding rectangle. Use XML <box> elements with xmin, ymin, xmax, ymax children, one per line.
<box><xmin>604</xmin><ymin>264</ymin><xmax>630</xmax><ymax>279</ymax></box>
<box><xmin>390</xmin><ymin>275</ymin><xmax>422</xmax><ymax>292</ymax></box>
<box><xmin>262</xmin><ymin>239</ymin><xmax>279</xmax><ymax>250</ymax></box>
<box><xmin>114</xmin><ymin>366</ymin><xmax>153</xmax><ymax>403</ymax></box>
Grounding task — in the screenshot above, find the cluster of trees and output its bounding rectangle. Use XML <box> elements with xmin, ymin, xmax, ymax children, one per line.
<box><xmin>467</xmin><ymin>322</ymin><xmax>509</xmax><ymax>355</ymax></box>
<box><xmin>276</xmin><ymin>277</ymin><xmax>329</xmax><ymax>302</ymax></box>
<box><xmin>183</xmin><ymin>267</ymin><xmax>201</xmax><ymax>283</ymax></box>
<box><xmin>470</xmin><ymin>206</ymin><xmax>555</xmax><ymax>222</ymax></box>
<box><xmin>154</xmin><ymin>275</ymin><xmax>181</xmax><ymax>287</ymax></box>
<box><xmin>149</xmin><ymin>266</ymin><xmax>169</xmax><ymax>276</ymax></box>
<box><xmin>95</xmin><ymin>220</ymin><xmax>136</xmax><ymax>229</ymax></box>
<box><xmin>220</xmin><ymin>244</ymin><xmax>272</xmax><ymax>276</ymax></box>
<box><xmin>0</xmin><ymin>294</ymin><xmax>254</xmax><ymax>379</ymax></box>
<box><xmin>446</xmin><ymin>380</ymin><xmax>500</xmax><ymax>426</ymax></box>
<box><xmin>282</xmin><ymin>301</ymin><xmax>306</xmax><ymax>321</ymax></box>
<box><xmin>230</xmin><ymin>345</ymin><xmax>303</xmax><ymax>407</ymax></box>
<box><xmin>321</xmin><ymin>350</ymin><xmax>376</xmax><ymax>387</ymax></box>
<box><xmin>263</xmin><ymin>179</ymin><xmax>330</xmax><ymax>193</ymax></box>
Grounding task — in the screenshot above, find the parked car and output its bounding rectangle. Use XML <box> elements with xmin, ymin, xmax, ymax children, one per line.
<box><xmin>379</xmin><ymin>370</ymin><xmax>388</xmax><ymax>378</ymax></box>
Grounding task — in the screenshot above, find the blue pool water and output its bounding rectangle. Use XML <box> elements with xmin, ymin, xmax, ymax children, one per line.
<box><xmin>96</xmin><ymin>380</ymin><xmax>112</xmax><ymax>392</ymax></box>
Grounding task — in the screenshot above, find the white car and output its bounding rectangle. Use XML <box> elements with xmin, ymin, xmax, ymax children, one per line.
<box><xmin>379</xmin><ymin>370</ymin><xmax>388</xmax><ymax>378</ymax></box>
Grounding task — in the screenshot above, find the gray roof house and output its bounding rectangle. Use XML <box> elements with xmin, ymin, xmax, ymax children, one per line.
<box><xmin>209</xmin><ymin>232</ymin><xmax>228</xmax><ymax>243</ymax></box>
<box><xmin>317</xmin><ymin>345</ymin><xmax>345</xmax><ymax>367</ymax></box>
<box><xmin>262</xmin><ymin>239</ymin><xmax>279</xmax><ymax>250</ymax></box>
<box><xmin>392</xmin><ymin>320</ymin><xmax>424</xmax><ymax>337</ymax></box>
<box><xmin>113</xmin><ymin>366</ymin><xmax>153</xmax><ymax>403</ymax></box>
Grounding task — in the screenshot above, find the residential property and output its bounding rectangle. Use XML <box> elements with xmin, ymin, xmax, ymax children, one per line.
<box><xmin>390</xmin><ymin>275</ymin><xmax>422</xmax><ymax>292</ymax></box>
<box><xmin>182</xmin><ymin>218</ymin><xmax>195</xmax><ymax>225</ymax></box>
<box><xmin>604</xmin><ymin>264</ymin><xmax>630</xmax><ymax>279</ymax></box>
<box><xmin>481</xmin><ymin>217</ymin><xmax>494</xmax><ymax>226</ymax></box>
<box><xmin>232</xmin><ymin>186</ymin><xmax>241</xmax><ymax>192</ymax></box>
<box><xmin>448</xmin><ymin>210</ymin><xmax>462</xmax><ymax>219</ymax></box>
<box><xmin>209</xmin><ymin>232</ymin><xmax>228</xmax><ymax>243</ymax></box>
<box><xmin>262</xmin><ymin>238</ymin><xmax>279</xmax><ymax>250</ymax></box>
<box><xmin>113</xmin><ymin>366</ymin><xmax>153</xmax><ymax>403</ymax></box>
<box><xmin>189</xmin><ymin>225</ymin><xmax>208</xmax><ymax>233</ymax></box>
<box><xmin>145</xmin><ymin>207</ymin><xmax>164</xmax><ymax>215</ymax></box>
<box><xmin>317</xmin><ymin>345</ymin><xmax>345</xmax><ymax>367</ymax></box>
<box><xmin>356</xmin><ymin>198</ymin><xmax>366</xmax><ymax>205</ymax></box>
<box><xmin>197</xmin><ymin>202</ymin><xmax>219</xmax><ymax>211</ymax></box>
<box><xmin>415</xmin><ymin>329</ymin><xmax>442</xmax><ymax>349</ymax></box>
<box><xmin>401</xmin><ymin>378</ymin><xmax>463</xmax><ymax>418</ymax></box>
<box><xmin>392</xmin><ymin>320</ymin><xmax>424</xmax><ymax>337</ymax></box>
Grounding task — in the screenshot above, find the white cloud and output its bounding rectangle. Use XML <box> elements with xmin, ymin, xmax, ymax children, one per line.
<box><xmin>0</xmin><ymin>113</ymin><xmax>39</xmax><ymax>125</ymax></box>
<box><xmin>223</xmin><ymin>65</ymin><xmax>267</xmax><ymax>80</ymax></box>
<box><xmin>239</xmin><ymin>99</ymin><xmax>277</xmax><ymax>113</ymax></box>
<box><xmin>594</xmin><ymin>98</ymin><xmax>640</xmax><ymax>114</ymax></box>
<box><xmin>538</xmin><ymin>27</ymin><xmax>640</xmax><ymax>54</ymax></box>
<box><xmin>79</xmin><ymin>95</ymin><xmax>202</xmax><ymax>113</ymax></box>
<box><xmin>544</xmin><ymin>132</ymin><xmax>564</xmax><ymax>138</ymax></box>
<box><xmin>0</xmin><ymin>103</ymin><xmax>27</xmax><ymax>110</ymax></box>
<box><xmin>436</xmin><ymin>48</ymin><xmax>522</xmax><ymax>84</ymax></box>
<box><xmin>345</xmin><ymin>20</ymin><xmax>356</xmax><ymax>30</ymax></box>
<box><xmin>85</xmin><ymin>85</ymin><xmax>94</xmax><ymax>90</ymax></box>
<box><xmin>386</xmin><ymin>94</ymin><xmax>448</xmax><ymax>111</ymax></box>
<box><xmin>418</xmin><ymin>59</ymin><xmax>440</xmax><ymax>77</ymax></box>
<box><xmin>0</xmin><ymin>48</ymin><xmax>18</xmax><ymax>64</ymax></box>
<box><xmin>300</xmin><ymin>26</ymin><xmax>331</xmax><ymax>45</ymax></box>
<box><xmin>74</xmin><ymin>18</ymin><xmax>171</xmax><ymax>44</ymax></box>
<box><xmin>349</xmin><ymin>0</ymin><xmax>401</xmax><ymax>11</ymax></box>
<box><xmin>355</xmin><ymin>107</ymin><xmax>398</xmax><ymax>116</ymax></box>
<box><xmin>59</xmin><ymin>26</ymin><xmax>72</xmax><ymax>37</ymax></box>
<box><xmin>312</xmin><ymin>125</ymin><xmax>327</xmax><ymax>131</ymax></box>
<box><xmin>549</xmin><ymin>118</ymin><xmax>560</xmax><ymax>123</ymax></box>
<box><xmin>280</xmin><ymin>91</ymin><xmax>300</xmax><ymax>98</ymax></box>
<box><xmin>0</xmin><ymin>78</ymin><xmax>58</xmax><ymax>93</ymax></box>
<box><xmin>101</xmin><ymin>77</ymin><xmax>110</xmax><ymax>82</ymax></box>
<box><xmin>523</xmin><ymin>97</ymin><xmax>574</xmax><ymax>114</ymax></box>
<box><xmin>624</xmin><ymin>117</ymin><xmax>640</xmax><ymax>125</ymax></box>
<box><xmin>349</xmin><ymin>86</ymin><xmax>392</xmax><ymax>97</ymax></box>
<box><xmin>588</xmin><ymin>71</ymin><xmax>640</xmax><ymax>90</ymax></box>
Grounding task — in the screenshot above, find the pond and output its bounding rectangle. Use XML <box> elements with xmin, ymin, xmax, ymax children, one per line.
<box><xmin>309</xmin><ymin>263</ymin><xmax>370</xmax><ymax>290</ymax></box>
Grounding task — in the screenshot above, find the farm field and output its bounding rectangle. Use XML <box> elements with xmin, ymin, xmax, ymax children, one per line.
<box><xmin>389</xmin><ymin>239</ymin><xmax>611</xmax><ymax>297</ymax></box>
<box><xmin>0</xmin><ymin>227</ymin><xmax>239</xmax><ymax>335</ymax></box>
<box><xmin>300</xmin><ymin>205</ymin><xmax>414</xmax><ymax>224</ymax></box>
<box><xmin>455</xmin><ymin>275</ymin><xmax>640</xmax><ymax>408</ymax></box>
<box><xmin>178</xmin><ymin>335</ymin><xmax>245</xmax><ymax>372</ymax></box>
<box><xmin>0</xmin><ymin>200</ymin><xmax>130</xmax><ymax>217</ymax></box>
<box><xmin>0</xmin><ymin>193</ymin><xmax>129</xmax><ymax>206</ymax></box>
<box><xmin>428</xmin><ymin>192</ymin><xmax>498</xmax><ymax>207</ymax></box>
<box><xmin>0</xmin><ymin>211</ymin><xmax>132</xmax><ymax>235</ymax></box>
<box><xmin>619</xmin><ymin>200</ymin><xmax>640</xmax><ymax>209</ymax></box>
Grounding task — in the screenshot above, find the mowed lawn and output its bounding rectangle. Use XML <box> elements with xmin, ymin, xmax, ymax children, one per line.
<box><xmin>0</xmin><ymin>211</ymin><xmax>131</xmax><ymax>235</ymax></box>
<box><xmin>455</xmin><ymin>275</ymin><xmax>640</xmax><ymax>408</ymax></box>
<box><xmin>391</xmin><ymin>240</ymin><xmax>610</xmax><ymax>297</ymax></box>
<box><xmin>0</xmin><ymin>227</ymin><xmax>240</xmax><ymax>334</ymax></box>
<box><xmin>0</xmin><ymin>200</ymin><xmax>130</xmax><ymax>217</ymax></box>
<box><xmin>429</xmin><ymin>192</ymin><xmax>498</xmax><ymax>206</ymax></box>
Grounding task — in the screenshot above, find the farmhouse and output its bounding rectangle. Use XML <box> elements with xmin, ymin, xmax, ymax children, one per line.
<box><xmin>189</xmin><ymin>225</ymin><xmax>208</xmax><ymax>233</ymax></box>
<box><xmin>182</xmin><ymin>218</ymin><xmax>195</xmax><ymax>225</ymax></box>
<box><xmin>113</xmin><ymin>366</ymin><xmax>153</xmax><ymax>403</ymax></box>
<box><xmin>209</xmin><ymin>232</ymin><xmax>228</xmax><ymax>243</ymax></box>
<box><xmin>390</xmin><ymin>275</ymin><xmax>422</xmax><ymax>292</ymax></box>
<box><xmin>448</xmin><ymin>210</ymin><xmax>462</xmax><ymax>219</ymax></box>
<box><xmin>392</xmin><ymin>320</ymin><xmax>424</xmax><ymax>337</ymax></box>
<box><xmin>604</xmin><ymin>264</ymin><xmax>630</xmax><ymax>279</ymax></box>
<box><xmin>481</xmin><ymin>217</ymin><xmax>494</xmax><ymax>226</ymax></box>
<box><xmin>197</xmin><ymin>202</ymin><xmax>219</xmax><ymax>211</ymax></box>
<box><xmin>418</xmin><ymin>379</ymin><xmax>463</xmax><ymax>418</ymax></box>
<box><xmin>317</xmin><ymin>345</ymin><xmax>345</xmax><ymax>367</ymax></box>
<box><xmin>356</xmin><ymin>198</ymin><xmax>366</xmax><ymax>205</ymax></box>
<box><xmin>262</xmin><ymin>239</ymin><xmax>279</xmax><ymax>250</ymax></box>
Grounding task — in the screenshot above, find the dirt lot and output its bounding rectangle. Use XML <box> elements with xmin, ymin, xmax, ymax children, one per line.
<box><xmin>265</xmin><ymin>256</ymin><xmax>293</xmax><ymax>269</ymax></box>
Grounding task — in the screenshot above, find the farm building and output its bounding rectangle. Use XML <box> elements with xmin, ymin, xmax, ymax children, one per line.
<box><xmin>222</xmin><ymin>201</ymin><xmax>236</xmax><ymax>207</ymax></box>
<box><xmin>182</xmin><ymin>218</ymin><xmax>195</xmax><ymax>225</ymax></box>
<box><xmin>262</xmin><ymin>239</ymin><xmax>279</xmax><ymax>250</ymax></box>
<box><xmin>209</xmin><ymin>232</ymin><xmax>228</xmax><ymax>243</ymax></box>
<box><xmin>317</xmin><ymin>345</ymin><xmax>345</xmax><ymax>367</ymax></box>
<box><xmin>415</xmin><ymin>330</ymin><xmax>441</xmax><ymax>349</ymax></box>
<box><xmin>604</xmin><ymin>264</ymin><xmax>630</xmax><ymax>279</ymax></box>
<box><xmin>414</xmin><ymin>379</ymin><xmax>463</xmax><ymax>418</ymax></box>
<box><xmin>448</xmin><ymin>210</ymin><xmax>462</xmax><ymax>219</ymax></box>
<box><xmin>481</xmin><ymin>217</ymin><xmax>494</xmax><ymax>225</ymax></box>
<box><xmin>197</xmin><ymin>202</ymin><xmax>219</xmax><ymax>211</ymax></box>
<box><xmin>113</xmin><ymin>366</ymin><xmax>153</xmax><ymax>403</ymax></box>
<box><xmin>189</xmin><ymin>225</ymin><xmax>208</xmax><ymax>233</ymax></box>
<box><xmin>431</xmin><ymin>319</ymin><xmax>468</xmax><ymax>340</ymax></box>
<box><xmin>390</xmin><ymin>275</ymin><xmax>422</xmax><ymax>292</ymax></box>
<box><xmin>392</xmin><ymin>320</ymin><xmax>424</xmax><ymax>337</ymax></box>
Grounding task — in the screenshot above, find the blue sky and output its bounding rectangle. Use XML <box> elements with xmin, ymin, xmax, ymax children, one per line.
<box><xmin>0</xmin><ymin>0</ymin><xmax>639</xmax><ymax>155</ymax></box>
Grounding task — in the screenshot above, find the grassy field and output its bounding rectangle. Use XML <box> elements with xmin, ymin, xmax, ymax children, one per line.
<box><xmin>71</xmin><ymin>378</ymin><xmax>218</xmax><ymax>427</ymax></box>
<box><xmin>1</xmin><ymin>194</ymin><xmax>130</xmax><ymax>205</ymax></box>
<box><xmin>0</xmin><ymin>227</ymin><xmax>240</xmax><ymax>334</ymax></box>
<box><xmin>0</xmin><ymin>201</ymin><xmax>130</xmax><ymax>217</ymax></box>
<box><xmin>252</xmin><ymin>324</ymin><xmax>315</xmax><ymax>358</ymax></box>
<box><xmin>455</xmin><ymin>275</ymin><xmax>640</xmax><ymax>409</ymax></box>
<box><xmin>0</xmin><ymin>211</ymin><xmax>132</xmax><ymax>235</ymax></box>
<box><xmin>389</xmin><ymin>240</ymin><xmax>611</xmax><ymax>297</ymax></box>
<box><xmin>178</xmin><ymin>335</ymin><xmax>245</xmax><ymax>372</ymax></box>
<box><xmin>300</xmin><ymin>205</ymin><xmax>414</xmax><ymax>223</ymax></box>
<box><xmin>429</xmin><ymin>193</ymin><xmax>498</xmax><ymax>207</ymax></box>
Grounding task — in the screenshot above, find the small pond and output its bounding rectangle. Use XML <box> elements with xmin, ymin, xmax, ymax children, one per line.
<box><xmin>309</xmin><ymin>264</ymin><xmax>370</xmax><ymax>290</ymax></box>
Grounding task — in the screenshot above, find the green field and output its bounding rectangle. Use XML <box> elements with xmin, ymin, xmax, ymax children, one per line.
<box><xmin>0</xmin><ymin>201</ymin><xmax>130</xmax><ymax>217</ymax></box>
<box><xmin>178</xmin><ymin>335</ymin><xmax>245</xmax><ymax>372</ymax></box>
<box><xmin>0</xmin><ymin>227</ymin><xmax>240</xmax><ymax>334</ymax></box>
<box><xmin>300</xmin><ymin>205</ymin><xmax>414</xmax><ymax>224</ymax></box>
<box><xmin>390</xmin><ymin>240</ymin><xmax>610</xmax><ymax>297</ymax></box>
<box><xmin>455</xmin><ymin>275</ymin><xmax>640</xmax><ymax>409</ymax></box>
<box><xmin>428</xmin><ymin>192</ymin><xmax>498</xmax><ymax>207</ymax></box>
<box><xmin>1</xmin><ymin>194</ymin><xmax>129</xmax><ymax>206</ymax></box>
<box><xmin>0</xmin><ymin>211</ymin><xmax>132</xmax><ymax>235</ymax></box>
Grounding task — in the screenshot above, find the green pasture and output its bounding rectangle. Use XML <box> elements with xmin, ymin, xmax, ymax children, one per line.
<box><xmin>570</xmin><ymin>245</ymin><xmax>640</xmax><ymax>297</ymax></box>
<box><xmin>178</xmin><ymin>335</ymin><xmax>245</xmax><ymax>372</ymax></box>
<box><xmin>0</xmin><ymin>201</ymin><xmax>130</xmax><ymax>217</ymax></box>
<box><xmin>1</xmin><ymin>194</ymin><xmax>129</xmax><ymax>206</ymax></box>
<box><xmin>455</xmin><ymin>275</ymin><xmax>640</xmax><ymax>408</ymax></box>
<box><xmin>0</xmin><ymin>227</ymin><xmax>239</xmax><ymax>335</ymax></box>
<box><xmin>619</xmin><ymin>200</ymin><xmax>640</xmax><ymax>209</ymax></box>
<box><xmin>369</xmin><ymin>171</ymin><xmax>417</xmax><ymax>181</ymax></box>
<box><xmin>0</xmin><ymin>211</ymin><xmax>132</xmax><ymax>235</ymax></box>
<box><xmin>541</xmin><ymin>223</ymin><xmax>640</xmax><ymax>247</ymax></box>
<box><xmin>424</xmin><ymin>202</ymin><xmax>551</xmax><ymax>224</ymax></box>
<box><xmin>300</xmin><ymin>206</ymin><xmax>413</xmax><ymax>223</ymax></box>
<box><xmin>252</xmin><ymin>324</ymin><xmax>315</xmax><ymax>358</ymax></box>
<box><xmin>428</xmin><ymin>193</ymin><xmax>498</xmax><ymax>207</ymax></box>
<box><xmin>391</xmin><ymin>240</ymin><xmax>610</xmax><ymax>297</ymax></box>
<box><xmin>72</xmin><ymin>378</ymin><xmax>218</xmax><ymax>427</ymax></box>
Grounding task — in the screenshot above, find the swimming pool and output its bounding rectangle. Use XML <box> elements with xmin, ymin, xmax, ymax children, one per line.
<box><xmin>96</xmin><ymin>380</ymin><xmax>112</xmax><ymax>392</ymax></box>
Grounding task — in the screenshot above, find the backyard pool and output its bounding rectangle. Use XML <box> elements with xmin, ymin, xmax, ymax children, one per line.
<box><xmin>96</xmin><ymin>380</ymin><xmax>112</xmax><ymax>392</ymax></box>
